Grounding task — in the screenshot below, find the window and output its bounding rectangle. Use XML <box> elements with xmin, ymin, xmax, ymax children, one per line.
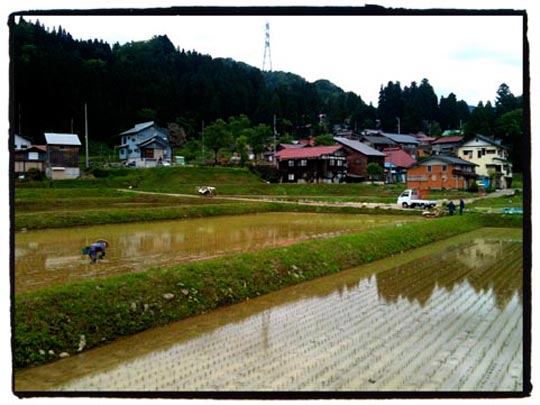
<box><xmin>288</xmin><ymin>173</ymin><xmax>295</xmax><ymax>181</ymax></box>
<box><xmin>462</xmin><ymin>150</ymin><xmax>472</xmax><ymax>157</ymax></box>
<box><xmin>329</xmin><ymin>159</ymin><xmax>335</xmax><ymax>166</ymax></box>
<box><xmin>477</xmin><ymin>150</ymin><xmax>482</xmax><ymax>159</ymax></box>
<box><xmin>288</xmin><ymin>160</ymin><xmax>294</xmax><ymax>167</ymax></box>
<box><xmin>28</xmin><ymin>152</ymin><xmax>39</xmax><ymax>160</ymax></box>
<box><xmin>442</xmin><ymin>165</ymin><xmax>447</xmax><ymax>172</ymax></box>
<box><xmin>300</xmin><ymin>159</ymin><xmax>307</xmax><ymax>166</ymax></box>
<box><xmin>426</xmin><ymin>165</ymin><xmax>432</xmax><ymax>173</ymax></box>
<box><xmin>486</xmin><ymin>149</ymin><xmax>496</xmax><ymax>154</ymax></box>
<box><xmin>337</xmin><ymin>160</ymin><xmax>343</xmax><ymax>166</ymax></box>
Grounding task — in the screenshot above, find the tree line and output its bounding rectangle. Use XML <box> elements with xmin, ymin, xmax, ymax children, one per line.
<box><xmin>10</xmin><ymin>18</ymin><xmax>524</xmax><ymax>170</ymax></box>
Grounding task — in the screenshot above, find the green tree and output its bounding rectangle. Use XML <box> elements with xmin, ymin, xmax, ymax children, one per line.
<box><xmin>314</xmin><ymin>134</ymin><xmax>336</xmax><ymax>146</ymax></box>
<box><xmin>494</xmin><ymin>108</ymin><xmax>523</xmax><ymax>171</ymax></box>
<box><xmin>167</xmin><ymin>122</ymin><xmax>187</xmax><ymax>158</ymax></box>
<box><xmin>203</xmin><ymin>119</ymin><xmax>232</xmax><ymax>165</ymax></box>
<box><xmin>464</xmin><ymin>101</ymin><xmax>493</xmax><ymax>140</ymax></box>
<box><xmin>367</xmin><ymin>162</ymin><xmax>384</xmax><ymax>183</ymax></box>
<box><xmin>250</xmin><ymin>124</ymin><xmax>272</xmax><ymax>160</ymax></box>
<box><xmin>495</xmin><ymin>83</ymin><xmax>518</xmax><ymax>118</ymax></box>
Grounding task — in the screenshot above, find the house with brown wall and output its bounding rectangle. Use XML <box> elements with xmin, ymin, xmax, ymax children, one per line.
<box><xmin>44</xmin><ymin>133</ymin><xmax>82</xmax><ymax>179</ymax></box>
<box><xmin>334</xmin><ymin>136</ymin><xmax>386</xmax><ymax>182</ymax></box>
<box><xmin>407</xmin><ymin>155</ymin><xmax>477</xmax><ymax>192</ymax></box>
<box><xmin>276</xmin><ymin>145</ymin><xmax>346</xmax><ymax>183</ymax></box>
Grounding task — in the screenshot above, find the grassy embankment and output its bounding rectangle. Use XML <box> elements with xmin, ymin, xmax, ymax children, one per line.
<box><xmin>15</xmin><ymin>166</ymin><xmax>419</xmax><ymax>230</ymax></box>
<box><xmin>14</xmin><ymin>213</ymin><xmax>522</xmax><ymax>369</ymax></box>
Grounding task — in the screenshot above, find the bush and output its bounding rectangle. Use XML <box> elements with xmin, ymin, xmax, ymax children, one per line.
<box><xmin>26</xmin><ymin>168</ymin><xmax>44</xmax><ymax>181</ymax></box>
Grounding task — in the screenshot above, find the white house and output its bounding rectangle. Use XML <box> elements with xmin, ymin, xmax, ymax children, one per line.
<box><xmin>117</xmin><ymin>121</ymin><xmax>171</xmax><ymax>168</ymax></box>
<box><xmin>457</xmin><ymin>134</ymin><xmax>513</xmax><ymax>189</ymax></box>
<box><xmin>14</xmin><ymin>134</ymin><xmax>32</xmax><ymax>150</ymax></box>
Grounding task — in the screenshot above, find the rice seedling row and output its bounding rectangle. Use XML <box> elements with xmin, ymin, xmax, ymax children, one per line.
<box><xmin>48</xmin><ymin>232</ymin><xmax>522</xmax><ymax>392</ymax></box>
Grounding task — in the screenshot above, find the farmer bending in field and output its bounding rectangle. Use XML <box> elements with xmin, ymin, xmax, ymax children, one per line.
<box><xmin>84</xmin><ymin>239</ymin><xmax>109</xmax><ymax>263</ymax></box>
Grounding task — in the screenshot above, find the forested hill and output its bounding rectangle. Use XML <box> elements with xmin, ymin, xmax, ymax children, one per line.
<box><xmin>11</xmin><ymin>18</ymin><xmax>376</xmax><ymax>144</ymax></box>
<box><xmin>11</xmin><ymin>18</ymin><xmax>523</xmax><ymax>168</ymax></box>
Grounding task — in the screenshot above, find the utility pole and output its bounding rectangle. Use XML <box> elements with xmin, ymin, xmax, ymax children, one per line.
<box><xmin>396</xmin><ymin>117</ymin><xmax>401</xmax><ymax>135</ymax></box>
<box><xmin>201</xmin><ymin>120</ymin><xmax>205</xmax><ymax>165</ymax></box>
<box><xmin>85</xmin><ymin>103</ymin><xmax>89</xmax><ymax>169</ymax></box>
<box><xmin>273</xmin><ymin>114</ymin><xmax>277</xmax><ymax>167</ymax></box>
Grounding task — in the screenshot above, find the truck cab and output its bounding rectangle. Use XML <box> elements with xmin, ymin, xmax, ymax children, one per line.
<box><xmin>397</xmin><ymin>188</ymin><xmax>437</xmax><ymax>209</ymax></box>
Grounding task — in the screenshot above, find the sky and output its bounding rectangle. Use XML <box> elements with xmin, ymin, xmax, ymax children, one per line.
<box><xmin>12</xmin><ymin>5</ymin><xmax>525</xmax><ymax>107</ymax></box>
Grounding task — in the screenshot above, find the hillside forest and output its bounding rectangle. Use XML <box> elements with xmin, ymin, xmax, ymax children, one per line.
<box><xmin>10</xmin><ymin>18</ymin><xmax>525</xmax><ymax>170</ymax></box>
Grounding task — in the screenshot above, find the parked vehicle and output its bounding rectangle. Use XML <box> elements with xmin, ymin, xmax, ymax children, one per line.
<box><xmin>198</xmin><ymin>186</ymin><xmax>216</xmax><ymax>197</ymax></box>
<box><xmin>397</xmin><ymin>189</ymin><xmax>438</xmax><ymax>209</ymax></box>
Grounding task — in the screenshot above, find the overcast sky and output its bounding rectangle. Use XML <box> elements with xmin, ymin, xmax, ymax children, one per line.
<box><xmin>16</xmin><ymin>4</ymin><xmax>525</xmax><ymax>107</ymax></box>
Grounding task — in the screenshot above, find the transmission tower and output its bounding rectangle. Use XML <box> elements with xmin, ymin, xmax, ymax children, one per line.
<box><xmin>262</xmin><ymin>22</ymin><xmax>272</xmax><ymax>71</ymax></box>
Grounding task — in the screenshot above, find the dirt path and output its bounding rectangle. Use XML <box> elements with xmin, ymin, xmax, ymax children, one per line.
<box><xmin>118</xmin><ymin>188</ymin><xmax>517</xmax><ymax>211</ymax></box>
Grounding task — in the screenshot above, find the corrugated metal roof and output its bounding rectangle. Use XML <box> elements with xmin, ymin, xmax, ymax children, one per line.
<box><xmin>44</xmin><ymin>133</ymin><xmax>81</xmax><ymax>146</ymax></box>
<box><xmin>382</xmin><ymin>133</ymin><xmax>419</xmax><ymax>145</ymax></box>
<box><xmin>417</xmin><ymin>155</ymin><xmax>477</xmax><ymax>166</ymax></box>
<box><xmin>431</xmin><ymin>136</ymin><xmax>463</xmax><ymax>145</ymax></box>
<box><xmin>334</xmin><ymin>137</ymin><xmax>386</xmax><ymax>157</ymax></box>
<box><xmin>120</xmin><ymin>121</ymin><xmax>155</xmax><ymax>135</ymax></box>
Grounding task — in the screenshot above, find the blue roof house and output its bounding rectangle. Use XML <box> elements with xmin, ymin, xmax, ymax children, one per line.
<box><xmin>117</xmin><ymin>121</ymin><xmax>171</xmax><ymax>167</ymax></box>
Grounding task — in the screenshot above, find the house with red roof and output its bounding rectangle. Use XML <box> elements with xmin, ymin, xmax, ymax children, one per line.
<box><xmin>383</xmin><ymin>147</ymin><xmax>417</xmax><ymax>183</ymax></box>
<box><xmin>275</xmin><ymin>145</ymin><xmax>346</xmax><ymax>183</ymax></box>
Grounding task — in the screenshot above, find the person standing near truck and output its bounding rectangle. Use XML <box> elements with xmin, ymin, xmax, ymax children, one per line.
<box><xmin>447</xmin><ymin>201</ymin><xmax>456</xmax><ymax>216</ymax></box>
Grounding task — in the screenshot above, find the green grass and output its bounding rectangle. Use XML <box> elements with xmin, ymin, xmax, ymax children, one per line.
<box><xmin>15</xmin><ymin>213</ymin><xmax>520</xmax><ymax>369</ymax></box>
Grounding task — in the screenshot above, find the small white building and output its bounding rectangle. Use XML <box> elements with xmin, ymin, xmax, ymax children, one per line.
<box><xmin>44</xmin><ymin>133</ymin><xmax>82</xmax><ymax>179</ymax></box>
<box><xmin>457</xmin><ymin>134</ymin><xmax>513</xmax><ymax>189</ymax></box>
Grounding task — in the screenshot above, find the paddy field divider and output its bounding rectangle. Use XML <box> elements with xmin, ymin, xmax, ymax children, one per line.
<box><xmin>14</xmin><ymin>213</ymin><xmax>522</xmax><ymax>369</ymax></box>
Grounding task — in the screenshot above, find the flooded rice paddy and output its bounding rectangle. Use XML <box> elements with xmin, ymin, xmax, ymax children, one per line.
<box><xmin>15</xmin><ymin>227</ymin><xmax>523</xmax><ymax>392</ymax></box>
<box><xmin>14</xmin><ymin>212</ymin><xmax>417</xmax><ymax>293</ymax></box>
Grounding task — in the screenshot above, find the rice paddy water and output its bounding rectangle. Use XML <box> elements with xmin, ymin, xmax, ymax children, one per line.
<box><xmin>14</xmin><ymin>212</ymin><xmax>418</xmax><ymax>293</ymax></box>
<box><xmin>14</xmin><ymin>227</ymin><xmax>523</xmax><ymax>392</ymax></box>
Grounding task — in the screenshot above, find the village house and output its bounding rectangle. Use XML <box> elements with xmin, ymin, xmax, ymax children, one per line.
<box><xmin>413</xmin><ymin>133</ymin><xmax>436</xmax><ymax>157</ymax></box>
<box><xmin>275</xmin><ymin>145</ymin><xmax>347</xmax><ymax>183</ymax></box>
<box><xmin>383</xmin><ymin>147</ymin><xmax>417</xmax><ymax>184</ymax></box>
<box><xmin>406</xmin><ymin>155</ymin><xmax>477</xmax><ymax>192</ymax></box>
<box><xmin>44</xmin><ymin>133</ymin><xmax>82</xmax><ymax>179</ymax></box>
<box><xmin>457</xmin><ymin>134</ymin><xmax>513</xmax><ymax>189</ymax></box>
<box><xmin>431</xmin><ymin>135</ymin><xmax>464</xmax><ymax>155</ymax></box>
<box><xmin>380</xmin><ymin>133</ymin><xmax>419</xmax><ymax>160</ymax></box>
<box><xmin>334</xmin><ymin>136</ymin><xmax>386</xmax><ymax>182</ymax></box>
<box><xmin>13</xmin><ymin>134</ymin><xmax>47</xmax><ymax>177</ymax></box>
<box><xmin>14</xmin><ymin>134</ymin><xmax>32</xmax><ymax>150</ymax></box>
<box><xmin>117</xmin><ymin>121</ymin><xmax>171</xmax><ymax>167</ymax></box>
<box><xmin>14</xmin><ymin>145</ymin><xmax>47</xmax><ymax>177</ymax></box>
<box><xmin>360</xmin><ymin>130</ymin><xmax>397</xmax><ymax>152</ymax></box>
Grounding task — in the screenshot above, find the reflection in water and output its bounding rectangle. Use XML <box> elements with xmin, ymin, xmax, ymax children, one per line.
<box><xmin>15</xmin><ymin>228</ymin><xmax>523</xmax><ymax>392</ymax></box>
<box><xmin>15</xmin><ymin>213</ymin><xmax>417</xmax><ymax>293</ymax></box>
<box><xmin>376</xmin><ymin>237</ymin><xmax>522</xmax><ymax>309</ymax></box>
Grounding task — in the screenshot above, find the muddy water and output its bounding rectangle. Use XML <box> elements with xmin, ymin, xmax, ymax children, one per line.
<box><xmin>15</xmin><ymin>213</ymin><xmax>417</xmax><ymax>293</ymax></box>
<box><xmin>15</xmin><ymin>228</ymin><xmax>523</xmax><ymax>392</ymax></box>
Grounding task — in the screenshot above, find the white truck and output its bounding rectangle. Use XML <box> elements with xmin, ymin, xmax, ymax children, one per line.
<box><xmin>397</xmin><ymin>189</ymin><xmax>438</xmax><ymax>209</ymax></box>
